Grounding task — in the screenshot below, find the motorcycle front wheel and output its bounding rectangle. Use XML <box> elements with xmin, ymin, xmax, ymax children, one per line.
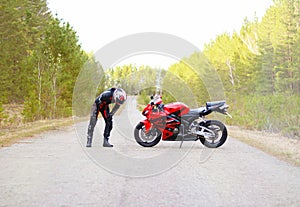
<box><xmin>199</xmin><ymin>120</ymin><xmax>227</xmax><ymax>148</ymax></box>
<box><xmin>134</xmin><ymin>122</ymin><xmax>161</xmax><ymax>147</ymax></box>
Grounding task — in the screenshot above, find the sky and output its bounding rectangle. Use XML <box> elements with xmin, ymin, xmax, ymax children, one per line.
<box><xmin>47</xmin><ymin>0</ymin><xmax>273</xmax><ymax>68</ymax></box>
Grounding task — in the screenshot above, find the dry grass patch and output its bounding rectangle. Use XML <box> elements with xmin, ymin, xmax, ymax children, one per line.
<box><xmin>229</xmin><ymin>126</ymin><xmax>300</xmax><ymax>166</ymax></box>
<box><xmin>0</xmin><ymin>118</ymin><xmax>75</xmax><ymax>147</ymax></box>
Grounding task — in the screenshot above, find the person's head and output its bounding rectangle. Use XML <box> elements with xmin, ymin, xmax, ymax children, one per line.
<box><xmin>113</xmin><ymin>88</ymin><xmax>127</xmax><ymax>105</ymax></box>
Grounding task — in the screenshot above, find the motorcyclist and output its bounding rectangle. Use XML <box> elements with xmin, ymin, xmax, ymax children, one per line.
<box><xmin>86</xmin><ymin>87</ymin><xmax>127</xmax><ymax>148</ymax></box>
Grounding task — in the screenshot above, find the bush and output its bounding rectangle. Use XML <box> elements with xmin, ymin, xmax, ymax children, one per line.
<box><xmin>22</xmin><ymin>92</ymin><xmax>40</xmax><ymax>122</ymax></box>
<box><xmin>227</xmin><ymin>94</ymin><xmax>300</xmax><ymax>137</ymax></box>
<box><xmin>137</xmin><ymin>91</ymin><xmax>150</xmax><ymax>105</ymax></box>
<box><xmin>0</xmin><ymin>102</ymin><xmax>9</xmax><ymax>126</ymax></box>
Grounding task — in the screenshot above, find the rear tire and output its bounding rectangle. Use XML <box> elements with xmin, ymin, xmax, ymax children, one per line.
<box><xmin>199</xmin><ymin>120</ymin><xmax>227</xmax><ymax>148</ymax></box>
<box><xmin>134</xmin><ymin>122</ymin><xmax>161</xmax><ymax>147</ymax></box>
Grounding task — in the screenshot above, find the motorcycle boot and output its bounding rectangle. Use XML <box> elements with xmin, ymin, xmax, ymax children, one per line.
<box><xmin>103</xmin><ymin>137</ymin><xmax>113</xmax><ymax>147</ymax></box>
<box><xmin>86</xmin><ymin>116</ymin><xmax>97</xmax><ymax>147</ymax></box>
<box><xmin>103</xmin><ymin>117</ymin><xmax>113</xmax><ymax>147</ymax></box>
<box><xmin>86</xmin><ymin>135</ymin><xmax>92</xmax><ymax>147</ymax></box>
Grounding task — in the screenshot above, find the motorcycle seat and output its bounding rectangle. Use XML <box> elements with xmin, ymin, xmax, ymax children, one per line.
<box><xmin>206</xmin><ymin>100</ymin><xmax>225</xmax><ymax>109</ymax></box>
<box><xmin>189</xmin><ymin>107</ymin><xmax>206</xmax><ymax>114</ymax></box>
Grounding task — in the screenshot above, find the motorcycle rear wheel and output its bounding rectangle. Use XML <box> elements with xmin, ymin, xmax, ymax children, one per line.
<box><xmin>199</xmin><ymin>120</ymin><xmax>227</xmax><ymax>148</ymax></box>
<box><xmin>134</xmin><ymin>122</ymin><xmax>161</xmax><ymax>147</ymax></box>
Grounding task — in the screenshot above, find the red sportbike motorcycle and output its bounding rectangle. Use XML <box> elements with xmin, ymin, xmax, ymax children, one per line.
<box><xmin>134</xmin><ymin>95</ymin><xmax>231</xmax><ymax>148</ymax></box>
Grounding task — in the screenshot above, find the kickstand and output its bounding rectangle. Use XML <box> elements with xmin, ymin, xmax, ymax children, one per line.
<box><xmin>179</xmin><ymin>139</ymin><xmax>184</xmax><ymax>148</ymax></box>
<box><xmin>179</xmin><ymin>125</ymin><xmax>184</xmax><ymax>148</ymax></box>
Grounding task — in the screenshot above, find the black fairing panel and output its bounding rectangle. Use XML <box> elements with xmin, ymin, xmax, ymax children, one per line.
<box><xmin>182</xmin><ymin>107</ymin><xmax>205</xmax><ymax>120</ymax></box>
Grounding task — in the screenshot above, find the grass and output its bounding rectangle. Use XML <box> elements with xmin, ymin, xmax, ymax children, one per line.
<box><xmin>0</xmin><ymin>102</ymin><xmax>125</xmax><ymax>148</ymax></box>
<box><xmin>227</xmin><ymin>94</ymin><xmax>300</xmax><ymax>138</ymax></box>
<box><xmin>229</xmin><ymin>126</ymin><xmax>300</xmax><ymax>167</ymax></box>
<box><xmin>0</xmin><ymin>117</ymin><xmax>75</xmax><ymax>147</ymax></box>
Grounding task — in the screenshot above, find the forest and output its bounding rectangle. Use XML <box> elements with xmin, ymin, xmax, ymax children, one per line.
<box><xmin>1</xmin><ymin>0</ymin><xmax>299</xmax><ymax>137</ymax></box>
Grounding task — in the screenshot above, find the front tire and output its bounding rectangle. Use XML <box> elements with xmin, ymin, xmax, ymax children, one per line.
<box><xmin>199</xmin><ymin>120</ymin><xmax>227</xmax><ymax>148</ymax></box>
<box><xmin>134</xmin><ymin>122</ymin><xmax>161</xmax><ymax>147</ymax></box>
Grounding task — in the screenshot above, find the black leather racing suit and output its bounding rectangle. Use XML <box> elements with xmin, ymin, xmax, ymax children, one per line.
<box><xmin>87</xmin><ymin>88</ymin><xmax>120</xmax><ymax>143</ymax></box>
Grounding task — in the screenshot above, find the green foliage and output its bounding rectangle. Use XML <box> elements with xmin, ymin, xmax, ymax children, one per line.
<box><xmin>203</xmin><ymin>0</ymin><xmax>300</xmax><ymax>96</ymax></box>
<box><xmin>201</xmin><ymin>0</ymin><xmax>300</xmax><ymax>137</ymax></box>
<box><xmin>137</xmin><ymin>90</ymin><xmax>152</xmax><ymax>105</ymax></box>
<box><xmin>227</xmin><ymin>94</ymin><xmax>300</xmax><ymax>137</ymax></box>
<box><xmin>0</xmin><ymin>0</ymin><xmax>50</xmax><ymax>103</ymax></box>
<box><xmin>162</xmin><ymin>52</ymin><xmax>216</xmax><ymax>108</ymax></box>
<box><xmin>162</xmin><ymin>90</ymin><xmax>176</xmax><ymax>104</ymax></box>
<box><xmin>104</xmin><ymin>65</ymin><xmax>160</xmax><ymax>96</ymax></box>
<box><xmin>0</xmin><ymin>0</ymin><xmax>88</xmax><ymax>121</ymax></box>
<box><xmin>136</xmin><ymin>89</ymin><xmax>176</xmax><ymax>106</ymax></box>
<box><xmin>22</xmin><ymin>91</ymin><xmax>40</xmax><ymax>122</ymax></box>
<box><xmin>105</xmin><ymin>64</ymin><xmax>140</xmax><ymax>94</ymax></box>
<box><xmin>0</xmin><ymin>102</ymin><xmax>9</xmax><ymax>125</ymax></box>
<box><xmin>72</xmin><ymin>55</ymin><xmax>104</xmax><ymax>117</ymax></box>
<box><xmin>1</xmin><ymin>0</ymin><xmax>299</xmax><ymax>138</ymax></box>
<box><xmin>256</xmin><ymin>0</ymin><xmax>300</xmax><ymax>94</ymax></box>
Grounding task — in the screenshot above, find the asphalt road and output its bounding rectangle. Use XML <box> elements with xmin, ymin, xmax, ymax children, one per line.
<box><xmin>1</xmin><ymin>97</ymin><xmax>300</xmax><ymax>207</ymax></box>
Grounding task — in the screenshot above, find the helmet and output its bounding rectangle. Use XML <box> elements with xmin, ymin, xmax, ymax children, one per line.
<box><xmin>113</xmin><ymin>88</ymin><xmax>127</xmax><ymax>105</ymax></box>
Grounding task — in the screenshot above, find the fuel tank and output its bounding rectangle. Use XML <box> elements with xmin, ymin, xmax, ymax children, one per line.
<box><xmin>164</xmin><ymin>102</ymin><xmax>190</xmax><ymax>116</ymax></box>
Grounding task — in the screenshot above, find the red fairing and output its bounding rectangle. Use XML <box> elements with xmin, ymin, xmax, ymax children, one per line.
<box><xmin>142</xmin><ymin>104</ymin><xmax>152</xmax><ymax>117</ymax></box>
<box><xmin>140</xmin><ymin>100</ymin><xmax>190</xmax><ymax>140</ymax></box>
<box><xmin>164</xmin><ymin>102</ymin><xmax>190</xmax><ymax>116</ymax></box>
<box><xmin>140</xmin><ymin>119</ymin><xmax>152</xmax><ymax>133</ymax></box>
